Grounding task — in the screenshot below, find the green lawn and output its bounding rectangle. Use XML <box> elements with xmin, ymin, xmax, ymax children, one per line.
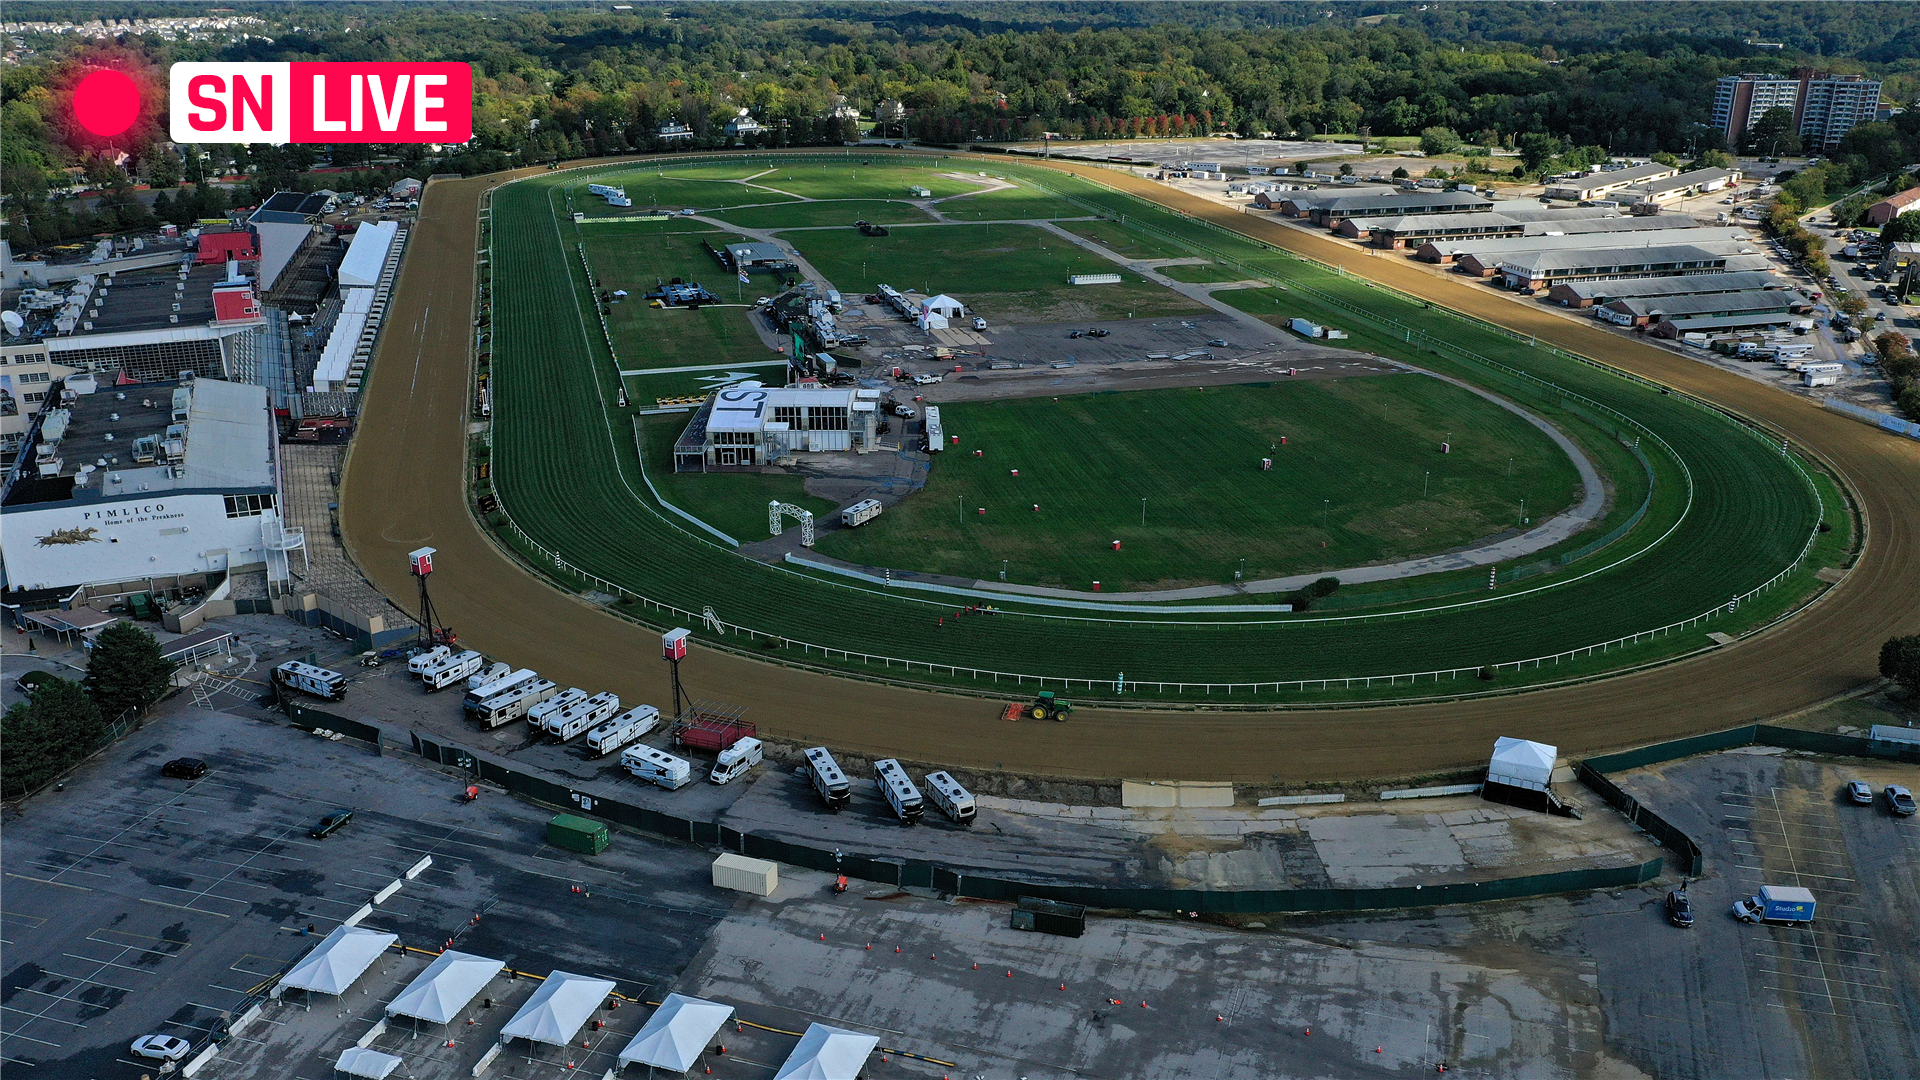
<box><xmin>709</xmin><ymin>199</ymin><xmax>937</xmax><ymax>229</ymax></box>
<box><xmin>811</xmin><ymin>377</ymin><xmax>1582</xmax><ymax>590</ymax></box>
<box><xmin>579</xmin><ymin>224</ymin><xmax>779</xmax><ymax>370</ymax></box>
<box><xmin>637</xmin><ymin>416</ymin><xmax>836</xmax><ymax>542</ymax></box>
<box><xmin>1055</xmin><ymin>220</ymin><xmax>1197</xmax><ymax>260</ymax></box>
<box><xmin>746</xmin><ymin>160</ymin><xmax>985</xmax><ymax>200</ymax></box>
<box><xmin>573</xmin><ymin>171</ymin><xmax>796</xmax><ymax>211</ymax></box>
<box><xmin>934</xmin><ymin>184</ymin><xmax>1089</xmax><ymax>222</ymax></box>
<box><xmin>786</xmin><ymin>222</ymin><xmax>1206</xmax><ymax>321</ymax></box>
<box><xmin>1158</xmin><ymin>262</ymin><xmax>1254</xmax><ymax>283</ymax></box>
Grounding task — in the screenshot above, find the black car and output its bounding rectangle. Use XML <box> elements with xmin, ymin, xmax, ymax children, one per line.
<box><xmin>1086</xmin><ymin>328</ymin><xmax>1110</xmax><ymax>338</ymax></box>
<box><xmin>161</xmin><ymin>757</ymin><xmax>209</xmax><ymax>780</ymax></box>
<box><xmin>310</xmin><ymin>809</ymin><xmax>355</xmax><ymax>838</ymax></box>
<box><xmin>1666</xmin><ymin>889</ymin><xmax>1695</xmax><ymax>928</ymax></box>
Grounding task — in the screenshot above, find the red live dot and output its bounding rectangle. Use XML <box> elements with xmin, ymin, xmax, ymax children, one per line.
<box><xmin>74</xmin><ymin>70</ymin><xmax>141</xmax><ymax>137</ymax></box>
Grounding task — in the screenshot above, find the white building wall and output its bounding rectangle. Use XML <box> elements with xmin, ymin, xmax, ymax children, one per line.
<box><xmin>0</xmin><ymin>493</ymin><xmax>271</xmax><ymax>590</ymax></box>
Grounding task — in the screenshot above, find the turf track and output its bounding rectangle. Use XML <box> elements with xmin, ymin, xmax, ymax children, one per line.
<box><xmin>339</xmin><ymin>153</ymin><xmax>1918</xmax><ymax>782</ymax></box>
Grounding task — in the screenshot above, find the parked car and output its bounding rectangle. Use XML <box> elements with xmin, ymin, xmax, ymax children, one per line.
<box><xmin>1086</xmin><ymin>328</ymin><xmax>1110</xmax><ymax>337</ymax></box>
<box><xmin>310</xmin><ymin>809</ymin><xmax>355</xmax><ymax>838</ymax></box>
<box><xmin>131</xmin><ymin>1034</ymin><xmax>192</xmax><ymax>1062</ymax></box>
<box><xmin>1207</xmin><ymin>338</ymin><xmax>1229</xmax><ymax>347</ymax></box>
<box><xmin>1887</xmin><ymin>785</ymin><xmax>1917</xmax><ymax>816</ymax></box>
<box><xmin>1068</xmin><ymin>330</ymin><xmax>1083</xmax><ymax>338</ymax></box>
<box><xmin>1846</xmin><ymin>780</ymin><xmax>1875</xmax><ymax>805</ymax></box>
<box><xmin>13</xmin><ymin>669</ymin><xmax>55</xmax><ymax>695</ymax></box>
<box><xmin>893</xmin><ymin>404</ymin><xmax>915</xmax><ymax>418</ymax></box>
<box><xmin>1665</xmin><ymin>889</ymin><xmax>1694</xmax><ymax>928</ymax></box>
<box><xmin>161</xmin><ymin>758</ymin><xmax>209</xmax><ymax>780</ymax></box>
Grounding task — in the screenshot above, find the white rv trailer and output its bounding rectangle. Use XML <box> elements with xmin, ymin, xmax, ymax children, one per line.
<box><xmin>544</xmin><ymin>691</ymin><xmax>621</xmax><ymax>742</ymax></box>
<box><xmin>623</xmin><ymin>746</ymin><xmax>692</xmax><ymax>789</ymax></box>
<box><xmin>922</xmin><ymin>770</ymin><xmax>977</xmax><ymax>825</ymax></box>
<box><xmin>527</xmin><ymin>688</ymin><xmax>587</xmax><ymax>729</ymax></box>
<box><xmin>464</xmin><ymin>668</ymin><xmax>537</xmax><ymax>711</ymax></box>
<box><xmin>585</xmin><ymin>705</ymin><xmax>661</xmax><ymax>756</ymax></box>
<box><xmin>421</xmin><ymin>650</ymin><xmax>486</xmax><ymax>692</ymax></box>
<box><xmin>471</xmin><ymin>679</ymin><xmax>559</xmax><ymax>728</ymax></box>
<box><xmin>873</xmin><ymin>758</ymin><xmax>925</xmax><ymax>824</ymax></box>
<box><xmin>273</xmin><ymin>661</ymin><xmax>347</xmax><ymax>701</ymax></box>
<box><xmin>805</xmin><ymin>747</ymin><xmax>851</xmax><ymax>811</ymax></box>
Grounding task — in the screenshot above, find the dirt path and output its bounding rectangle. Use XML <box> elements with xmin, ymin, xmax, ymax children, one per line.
<box><xmin>340</xmin><ymin>155</ymin><xmax>1919</xmax><ymax>784</ymax></box>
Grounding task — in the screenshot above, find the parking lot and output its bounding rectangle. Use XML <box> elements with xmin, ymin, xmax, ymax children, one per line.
<box><xmin>1595</xmin><ymin>748</ymin><xmax>1920</xmax><ymax>1078</ymax></box>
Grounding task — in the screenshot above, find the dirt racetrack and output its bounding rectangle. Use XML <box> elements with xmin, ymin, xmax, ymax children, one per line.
<box><xmin>340</xmin><ymin>156</ymin><xmax>1919</xmax><ymax>783</ymax></box>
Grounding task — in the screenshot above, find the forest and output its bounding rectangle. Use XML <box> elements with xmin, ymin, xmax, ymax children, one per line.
<box><xmin>5</xmin><ymin>2</ymin><xmax>1918</xmax><ymax>246</ymax></box>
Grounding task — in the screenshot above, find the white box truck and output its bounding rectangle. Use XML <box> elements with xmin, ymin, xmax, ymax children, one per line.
<box><xmin>923</xmin><ymin>406</ymin><xmax>944</xmax><ymax>452</ymax></box>
<box><xmin>805</xmin><ymin>747</ymin><xmax>851</xmax><ymax>811</ymax></box>
<box><xmin>585</xmin><ymin>704</ymin><xmax>660</xmax><ymax>756</ymax></box>
<box><xmin>545</xmin><ymin>691</ymin><xmax>620</xmax><ymax>742</ymax></box>
<box><xmin>623</xmin><ymin>746</ymin><xmax>692</xmax><ymax>789</ymax></box>
<box><xmin>1733</xmin><ymin>884</ymin><xmax>1816</xmax><ymax>924</ymax></box>
<box><xmin>710</xmin><ymin>737</ymin><xmax>764</xmax><ymax>784</ymax></box>
<box><xmin>841</xmin><ymin>499</ymin><xmax>883</xmax><ymax>527</ymax></box>
<box><xmin>406</xmin><ymin>645</ymin><xmax>451</xmax><ymax>674</ymax></box>
<box><xmin>923</xmin><ymin>770</ymin><xmax>977</xmax><ymax>825</ymax></box>
<box><xmin>874</xmin><ymin>758</ymin><xmax>925</xmax><ymax>824</ymax></box>
<box><xmin>421</xmin><ymin>650</ymin><xmax>486</xmax><ymax>693</ymax></box>
<box><xmin>467</xmin><ymin>661</ymin><xmax>512</xmax><ymax>692</ymax></box>
<box><xmin>472</xmin><ymin>679</ymin><xmax>558</xmax><ymax>728</ymax></box>
<box><xmin>273</xmin><ymin>661</ymin><xmax>347</xmax><ymax>701</ymax></box>
<box><xmin>528</xmin><ymin>687</ymin><xmax>587</xmax><ymax>729</ymax></box>
<box><xmin>464</xmin><ymin>668</ymin><xmax>536</xmax><ymax>712</ymax></box>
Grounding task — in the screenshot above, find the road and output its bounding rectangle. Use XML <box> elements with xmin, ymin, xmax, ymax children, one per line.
<box><xmin>338</xmin><ymin>154</ymin><xmax>1920</xmax><ymax>784</ymax></box>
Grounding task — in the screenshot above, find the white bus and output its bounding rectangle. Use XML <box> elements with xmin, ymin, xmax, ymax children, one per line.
<box><xmin>873</xmin><ymin>758</ymin><xmax>925</xmax><ymax>824</ymax></box>
<box><xmin>527</xmin><ymin>688</ymin><xmax>587</xmax><ymax>729</ymax></box>
<box><xmin>273</xmin><ymin>661</ymin><xmax>347</xmax><ymax>701</ymax></box>
<box><xmin>472</xmin><ymin>679</ymin><xmax>558</xmax><ymax>728</ymax></box>
<box><xmin>805</xmin><ymin>747</ymin><xmax>851</xmax><ymax>812</ymax></box>
<box><xmin>923</xmin><ymin>771</ymin><xmax>976</xmax><ymax>825</ymax></box>
<box><xmin>544</xmin><ymin>691</ymin><xmax>620</xmax><ymax>742</ymax></box>
<box><xmin>464</xmin><ymin>668</ymin><xmax>536</xmax><ymax>712</ymax></box>
<box><xmin>421</xmin><ymin>650</ymin><xmax>486</xmax><ymax>693</ymax></box>
<box><xmin>586</xmin><ymin>705</ymin><xmax>660</xmax><ymax>756</ymax></box>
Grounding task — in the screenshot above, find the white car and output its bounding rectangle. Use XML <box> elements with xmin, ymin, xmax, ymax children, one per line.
<box><xmin>910</xmin><ymin>373</ymin><xmax>942</xmax><ymax>385</ymax></box>
<box><xmin>680</xmin><ymin>207</ymin><xmax>697</xmax><ymax>216</ymax></box>
<box><xmin>893</xmin><ymin>404</ymin><xmax>915</xmax><ymax>418</ymax></box>
<box><xmin>131</xmin><ymin>1034</ymin><xmax>192</xmax><ymax>1062</ymax></box>
<box><xmin>971</xmin><ymin>316</ymin><xmax>988</xmax><ymax>330</ymax></box>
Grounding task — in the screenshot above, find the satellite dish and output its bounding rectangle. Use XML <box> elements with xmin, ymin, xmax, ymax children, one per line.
<box><xmin>1</xmin><ymin>311</ymin><xmax>23</xmax><ymax>334</ymax></box>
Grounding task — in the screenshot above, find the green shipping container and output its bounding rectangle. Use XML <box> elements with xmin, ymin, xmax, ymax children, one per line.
<box><xmin>547</xmin><ymin>813</ymin><xmax>610</xmax><ymax>855</ymax></box>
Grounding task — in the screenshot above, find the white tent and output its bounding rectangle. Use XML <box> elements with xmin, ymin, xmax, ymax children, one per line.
<box><xmin>918</xmin><ymin>294</ymin><xmax>964</xmax><ymax>331</ymax></box>
<box><xmin>385</xmin><ymin>950</ymin><xmax>504</xmax><ymax>1025</ymax></box>
<box><xmin>1487</xmin><ymin>737</ymin><xmax>1558</xmax><ymax>792</ymax></box>
<box><xmin>617</xmin><ymin>994</ymin><xmax>735</xmax><ymax>1073</ymax></box>
<box><xmin>333</xmin><ymin>1047</ymin><xmax>403</xmax><ymax>1079</ymax></box>
<box><xmin>338</xmin><ymin>220</ymin><xmax>399</xmax><ymax>288</ymax></box>
<box><xmin>771</xmin><ymin>1023</ymin><xmax>879</xmax><ymax>1080</ymax></box>
<box><xmin>279</xmin><ymin>925</ymin><xmax>397</xmax><ymax>996</ymax></box>
<box><xmin>500</xmin><ymin>971</ymin><xmax>618</xmax><ymax>1047</ymax></box>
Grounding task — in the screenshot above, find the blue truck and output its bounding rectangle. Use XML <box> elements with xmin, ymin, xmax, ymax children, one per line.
<box><xmin>1732</xmin><ymin>885</ymin><xmax>1816</xmax><ymax>924</ymax></box>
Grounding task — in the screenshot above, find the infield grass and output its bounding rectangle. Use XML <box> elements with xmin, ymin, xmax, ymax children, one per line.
<box><xmin>579</xmin><ymin>221</ymin><xmax>777</xmax><ymax>371</ymax></box>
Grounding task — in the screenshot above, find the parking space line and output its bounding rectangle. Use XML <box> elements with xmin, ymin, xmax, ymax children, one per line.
<box><xmin>25</xmin><ymin>862</ymin><xmax>113</xmax><ymax>880</ymax></box>
<box><xmin>2</xmin><ymin>873</ymin><xmax>92</xmax><ymax>893</ymax></box>
<box><xmin>59</xmin><ymin>952</ymin><xmax>164</xmax><ymax>976</ymax></box>
<box><xmin>0</xmin><ymin>1027</ymin><xmax>63</xmax><ymax>1046</ymax></box>
<box><xmin>89</xmin><ymin>928</ymin><xmax>192</xmax><ymax>948</ymax></box>
<box><xmin>0</xmin><ymin>911</ymin><xmax>48</xmax><ymax>926</ymax></box>
<box><xmin>32</xmin><ymin>970</ymin><xmax>137</xmax><ymax>994</ymax></box>
<box><xmin>137</xmin><ymin>896</ymin><xmax>232</xmax><ymax>918</ymax></box>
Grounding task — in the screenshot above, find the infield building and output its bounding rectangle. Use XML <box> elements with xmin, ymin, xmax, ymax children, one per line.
<box><xmin>674</xmin><ymin>385</ymin><xmax>881</xmax><ymax>470</ymax></box>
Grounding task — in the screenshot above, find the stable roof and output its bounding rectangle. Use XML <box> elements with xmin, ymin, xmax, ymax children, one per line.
<box><xmin>1607</xmin><ymin>290</ymin><xmax>1804</xmax><ymax>320</ymax></box>
<box><xmin>1554</xmin><ymin>270</ymin><xmax>1784</xmax><ymax>302</ymax></box>
<box><xmin>333</xmin><ymin>1047</ymin><xmax>403</xmax><ymax>1079</ymax></box>
<box><xmin>772</xmin><ymin>1023</ymin><xmax>879</xmax><ymax>1080</ymax></box>
<box><xmin>500</xmin><ymin>971</ymin><xmax>617</xmax><ymax>1047</ymax></box>
<box><xmin>281</xmin><ymin>925</ymin><xmax>397</xmax><ymax>996</ymax></box>
<box><xmin>384</xmin><ymin>950</ymin><xmax>503</xmax><ymax>1025</ymax></box>
<box><xmin>617</xmin><ymin>994</ymin><xmax>736</xmax><ymax>1073</ymax></box>
<box><xmin>1654</xmin><ymin>311</ymin><xmax>1797</xmax><ymax>332</ymax></box>
<box><xmin>1488</xmin><ymin>737</ymin><xmax>1556</xmax><ymax>791</ymax></box>
<box><xmin>1496</xmin><ymin>244</ymin><xmax>1738</xmax><ymax>277</ymax></box>
<box><xmin>1440</xmin><ymin>226</ymin><xmax>1753</xmax><ymax>262</ymax></box>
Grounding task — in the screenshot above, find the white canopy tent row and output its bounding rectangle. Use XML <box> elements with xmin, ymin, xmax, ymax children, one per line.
<box><xmin>385</xmin><ymin>950</ymin><xmax>505</xmax><ymax>1025</ymax></box>
<box><xmin>276</xmin><ymin>925</ymin><xmax>398</xmax><ymax>997</ymax></box>
<box><xmin>333</xmin><ymin>1047</ymin><xmax>403</xmax><ymax>1079</ymax></box>
<box><xmin>616</xmin><ymin>994</ymin><xmax>736</xmax><ymax>1075</ymax></box>
<box><xmin>500</xmin><ymin>971</ymin><xmax>619</xmax><ymax>1048</ymax></box>
<box><xmin>772</xmin><ymin>1023</ymin><xmax>880</xmax><ymax>1080</ymax></box>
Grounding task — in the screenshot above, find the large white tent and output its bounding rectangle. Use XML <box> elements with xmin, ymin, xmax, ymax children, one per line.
<box><xmin>338</xmin><ymin>220</ymin><xmax>399</xmax><ymax>288</ymax></box>
<box><xmin>1487</xmin><ymin>737</ymin><xmax>1557</xmax><ymax>792</ymax></box>
<box><xmin>500</xmin><ymin>971</ymin><xmax>618</xmax><ymax>1048</ymax></box>
<box><xmin>333</xmin><ymin>1047</ymin><xmax>403</xmax><ymax>1078</ymax></box>
<box><xmin>385</xmin><ymin>950</ymin><xmax>504</xmax><ymax>1025</ymax></box>
<box><xmin>617</xmin><ymin>994</ymin><xmax>735</xmax><ymax>1074</ymax></box>
<box><xmin>279</xmin><ymin>925</ymin><xmax>397</xmax><ymax>996</ymax></box>
<box><xmin>771</xmin><ymin>1023</ymin><xmax>879</xmax><ymax>1080</ymax></box>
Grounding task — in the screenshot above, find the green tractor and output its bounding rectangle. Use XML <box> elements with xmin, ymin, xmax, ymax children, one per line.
<box><xmin>1003</xmin><ymin>690</ymin><xmax>1074</xmax><ymax>722</ymax></box>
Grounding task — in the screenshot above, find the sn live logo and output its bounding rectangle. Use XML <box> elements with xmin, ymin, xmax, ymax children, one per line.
<box><xmin>169</xmin><ymin>62</ymin><xmax>473</xmax><ymax>144</ymax></box>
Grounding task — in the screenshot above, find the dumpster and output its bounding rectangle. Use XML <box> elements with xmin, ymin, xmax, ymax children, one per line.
<box><xmin>1011</xmin><ymin>897</ymin><xmax>1085</xmax><ymax>938</ymax></box>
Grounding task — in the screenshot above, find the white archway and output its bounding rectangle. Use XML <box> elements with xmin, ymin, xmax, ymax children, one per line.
<box><xmin>769</xmin><ymin>501</ymin><xmax>815</xmax><ymax>547</ymax></box>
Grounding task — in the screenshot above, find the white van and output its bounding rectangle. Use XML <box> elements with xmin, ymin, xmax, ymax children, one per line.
<box><xmin>874</xmin><ymin>758</ymin><xmax>925</xmax><ymax>824</ymax></box>
<box><xmin>586</xmin><ymin>705</ymin><xmax>660</xmax><ymax>756</ymax></box>
<box><xmin>544</xmin><ymin>691</ymin><xmax>620</xmax><ymax>741</ymax></box>
<box><xmin>467</xmin><ymin>661</ymin><xmax>512</xmax><ymax>692</ymax></box>
<box><xmin>406</xmin><ymin>645</ymin><xmax>451</xmax><ymax>674</ymax></box>
<box><xmin>528</xmin><ymin>687</ymin><xmax>587</xmax><ymax>729</ymax></box>
<box><xmin>421</xmin><ymin>650</ymin><xmax>486</xmax><ymax>692</ymax></box>
<box><xmin>472</xmin><ymin>678</ymin><xmax>558</xmax><ymax>728</ymax></box>
<box><xmin>922</xmin><ymin>771</ymin><xmax>976</xmax><ymax>825</ymax></box>
<box><xmin>711</xmin><ymin>737</ymin><xmax>764</xmax><ymax>784</ymax></box>
<box><xmin>623</xmin><ymin>746</ymin><xmax>692</xmax><ymax>790</ymax></box>
<box><xmin>805</xmin><ymin>747</ymin><xmax>851</xmax><ymax>811</ymax></box>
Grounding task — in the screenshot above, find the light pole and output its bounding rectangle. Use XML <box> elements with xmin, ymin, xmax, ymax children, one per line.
<box><xmin>1520</xmin><ymin>496</ymin><xmax>1528</xmax><ymax>525</ymax></box>
<box><xmin>1424</xmin><ymin>470</ymin><xmax>1430</xmax><ymax>497</ymax></box>
<box><xmin>1140</xmin><ymin>498</ymin><xmax>1147</xmax><ymax>527</ymax></box>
